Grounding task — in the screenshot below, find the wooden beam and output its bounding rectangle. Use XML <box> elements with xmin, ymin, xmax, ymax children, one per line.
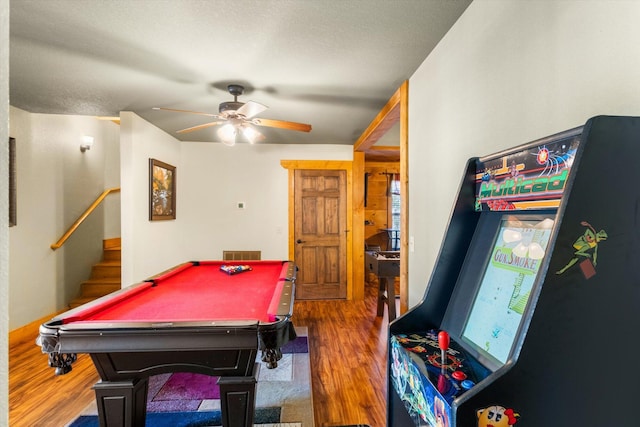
<box><xmin>352</xmin><ymin>151</ymin><xmax>365</xmax><ymax>300</ymax></box>
<box><xmin>398</xmin><ymin>80</ymin><xmax>409</xmax><ymax>314</ymax></box>
<box><xmin>353</xmin><ymin>86</ymin><xmax>401</xmax><ymax>152</ymax></box>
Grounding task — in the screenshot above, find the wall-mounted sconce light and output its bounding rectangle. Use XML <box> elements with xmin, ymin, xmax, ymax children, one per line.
<box><xmin>80</xmin><ymin>135</ymin><xmax>94</xmax><ymax>153</ymax></box>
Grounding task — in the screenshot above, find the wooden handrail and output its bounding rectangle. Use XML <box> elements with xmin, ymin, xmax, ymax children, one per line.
<box><xmin>51</xmin><ymin>187</ymin><xmax>121</xmax><ymax>250</ymax></box>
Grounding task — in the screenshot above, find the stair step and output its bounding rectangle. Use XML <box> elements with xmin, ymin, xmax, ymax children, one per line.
<box><xmin>69</xmin><ymin>238</ymin><xmax>122</xmax><ymax>309</ymax></box>
<box><xmin>103</xmin><ymin>248</ymin><xmax>121</xmax><ymax>262</ymax></box>
<box><xmin>90</xmin><ymin>261</ymin><xmax>121</xmax><ymax>279</ymax></box>
<box><xmin>80</xmin><ymin>279</ymin><xmax>121</xmax><ymax>297</ymax></box>
<box><xmin>103</xmin><ymin>238</ymin><xmax>121</xmax><ymax>250</ymax></box>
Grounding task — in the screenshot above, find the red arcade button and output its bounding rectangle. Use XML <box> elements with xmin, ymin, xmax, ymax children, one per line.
<box><xmin>452</xmin><ymin>370</ymin><xmax>467</xmax><ymax>381</ymax></box>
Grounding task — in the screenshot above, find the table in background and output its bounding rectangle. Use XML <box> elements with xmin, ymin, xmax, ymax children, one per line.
<box><xmin>37</xmin><ymin>260</ymin><xmax>296</xmax><ymax>427</ymax></box>
<box><xmin>365</xmin><ymin>251</ymin><xmax>400</xmax><ymax>320</ymax></box>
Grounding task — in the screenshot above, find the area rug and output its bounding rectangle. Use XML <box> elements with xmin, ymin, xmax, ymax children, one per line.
<box><xmin>67</xmin><ymin>327</ymin><xmax>313</xmax><ymax>427</ymax></box>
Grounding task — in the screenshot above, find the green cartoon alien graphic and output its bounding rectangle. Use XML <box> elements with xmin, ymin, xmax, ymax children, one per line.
<box><xmin>556</xmin><ymin>221</ymin><xmax>607</xmax><ymax>275</ymax></box>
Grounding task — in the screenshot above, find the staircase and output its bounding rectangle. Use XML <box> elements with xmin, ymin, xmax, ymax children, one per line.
<box><xmin>69</xmin><ymin>238</ymin><xmax>121</xmax><ymax>309</ymax></box>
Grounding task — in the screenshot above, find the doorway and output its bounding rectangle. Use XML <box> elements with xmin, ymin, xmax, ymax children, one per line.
<box><xmin>281</xmin><ymin>160</ymin><xmax>355</xmax><ymax>300</ymax></box>
<box><xmin>293</xmin><ymin>169</ymin><xmax>347</xmax><ymax>299</ymax></box>
<box><xmin>354</xmin><ymin>81</ymin><xmax>408</xmax><ymax>313</ymax></box>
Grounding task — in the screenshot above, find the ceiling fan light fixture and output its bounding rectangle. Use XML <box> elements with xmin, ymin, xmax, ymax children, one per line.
<box><xmin>156</xmin><ymin>83</ymin><xmax>312</xmax><ymax>142</ymax></box>
<box><xmin>242</xmin><ymin>125</ymin><xmax>261</xmax><ymax>144</ymax></box>
<box><xmin>218</xmin><ymin>123</ymin><xmax>237</xmax><ymax>146</ymax></box>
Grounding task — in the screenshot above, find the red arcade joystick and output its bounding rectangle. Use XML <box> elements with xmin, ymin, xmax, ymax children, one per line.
<box><xmin>438</xmin><ymin>330</ymin><xmax>450</xmax><ymax>368</ymax></box>
<box><xmin>437</xmin><ymin>330</ymin><xmax>451</xmax><ymax>394</ymax></box>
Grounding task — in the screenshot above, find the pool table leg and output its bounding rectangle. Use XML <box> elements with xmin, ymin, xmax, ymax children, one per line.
<box><xmin>93</xmin><ymin>378</ymin><xmax>148</xmax><ymax>426</ymax></box>
<box><xmin>217</xmin><ymin>363</ymin><xmax>260</xmax><ymax>427</ymax></box>
<box><xmin>261</xmin><ymin>348</ymin><xmax>283</xmax><ymax>369</ymax></box>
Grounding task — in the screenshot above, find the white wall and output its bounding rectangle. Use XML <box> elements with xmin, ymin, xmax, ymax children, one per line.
<box><xmin>407</xmin><ymin>0</ymin><xmax>640</xmax><ymax>307</ymax></box>
<box><xmin>1</xmin><ymin>0</ymin><xmax>10</xmax><ymax>420</ymax></box>
<box><xmin>103</xmin><ymin>120</ymin><xmax>121</xmax><ymax>238</ymax></box>
<box><xmin>8</xmin><ymin>107</ymin><xmax>120</xmax><ymax>328</ymax></box>
<box><xmin>120</xmin><ymin>112</ymin><xmax>353</xmax><ymax>286</ymax></box>
<box><xmin>120</xmin><ymin>111</ymin><xmax>183</xmax><ymax>286</ymax></box>
<box><xmin>180</xmin><ymin>141</ymin><xmax>353</xmax><ymax>261</ymax></box>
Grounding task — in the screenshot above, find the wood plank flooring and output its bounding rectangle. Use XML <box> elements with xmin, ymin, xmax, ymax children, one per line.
<box><xmin>294</xmin><ymin>285</ymin><xmax>389</xmax><ymax>427</ymax></box>
<box><xmin>9</xmin><ymin>284</ymin><xmax>391</xmax><ymax>427</ymax></box>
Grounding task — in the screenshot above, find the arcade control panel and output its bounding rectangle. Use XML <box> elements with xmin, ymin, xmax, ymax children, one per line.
<box><xmin>391</xmin><ymin>330</ymin><xmax>490</xmax><ymax>404</ymax></box>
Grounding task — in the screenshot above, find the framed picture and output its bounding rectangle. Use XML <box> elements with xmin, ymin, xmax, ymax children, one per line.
<box><xmin>149</xmin><ymin>158</ymin><xmax>176</xmax><ymax>221</ymax></box>
<box><xmin>9</xmin><ymin>137</ymin><xmax>16</xmax><ymax>227</ymax></box>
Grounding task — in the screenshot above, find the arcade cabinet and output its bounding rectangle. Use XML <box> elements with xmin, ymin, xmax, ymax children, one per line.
<box><xmin>388</xmin><ymin>116</ymin><xmax>640</xmax><ymax>426</ymax></box>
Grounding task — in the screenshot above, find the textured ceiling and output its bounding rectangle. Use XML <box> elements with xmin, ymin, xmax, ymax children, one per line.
<box><xmin>9</xmin><ymin>0</ymin><xmax>471</xmax><ymax>145</ymax></box>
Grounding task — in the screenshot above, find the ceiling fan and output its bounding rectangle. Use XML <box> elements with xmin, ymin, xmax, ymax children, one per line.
<box><xmin>153</xmin><ymin>84</ymin><xmax>312</xmax><ymax>146</ymax></box>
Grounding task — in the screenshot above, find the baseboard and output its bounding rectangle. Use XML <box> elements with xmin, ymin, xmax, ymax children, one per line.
<box><xmin>9</xmin><ymin>311</ymin><xmax>63</xmax><ymax>345</ymax></box>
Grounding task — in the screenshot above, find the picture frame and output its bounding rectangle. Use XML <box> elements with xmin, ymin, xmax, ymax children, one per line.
<box><xmin>149</xmin><ymin>158</ymin><xmax>176</xmax><ymax>221</ymax></box>
<box><xmin>9</xmin><ymin>137</ymin><xmax>16</xmax><ymax>227</ymax></box>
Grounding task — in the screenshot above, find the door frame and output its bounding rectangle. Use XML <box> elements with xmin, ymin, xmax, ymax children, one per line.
<box><xmin>353</xmin><ymin>81</ymin><xmax>409</xmax><ymax>313</ymax></box>
<box><xmin>280</xmin><ymin>160</ymin><xmax>360</xmax><ymax>299</ymax></box>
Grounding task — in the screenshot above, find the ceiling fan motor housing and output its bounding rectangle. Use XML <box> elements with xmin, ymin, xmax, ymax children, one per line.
<box><xmin>219</xmin><ymin>101</ymin><xmax>244</xmax><ymax>114</ymax></box>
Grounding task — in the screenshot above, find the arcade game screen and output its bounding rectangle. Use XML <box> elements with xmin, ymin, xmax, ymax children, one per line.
<box><xmin>461</xmin><ymin>215</ymin><xmax>555</xmax><ymax>366</ymax></box>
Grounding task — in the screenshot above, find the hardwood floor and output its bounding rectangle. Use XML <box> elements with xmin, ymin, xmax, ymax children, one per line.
<box><xmin>295</xmin><ymin>284</ymin><xmax>390</xmax><ymax>427</ymax></box>
<box><xmin>9</xmin><ymin>344</ymin><xmax>99</xmax><ymax>426</ymax></box>
<box><xmin>9</xmin><ymin>284</ymin><xmax>391</xmax><ymax>427</ymax></box>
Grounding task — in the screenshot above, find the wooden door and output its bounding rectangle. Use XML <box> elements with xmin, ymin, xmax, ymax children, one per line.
<box><xmin>294</xmin><ymin>169</ymin><xmax>347</xmax><ymax>299</ymax></box>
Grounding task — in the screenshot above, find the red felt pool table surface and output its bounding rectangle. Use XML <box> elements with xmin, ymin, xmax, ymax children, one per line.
<box><xmin>66</xmin><ymin>260</ymin><xmax>292</xmax><ymax>324</ymax></box>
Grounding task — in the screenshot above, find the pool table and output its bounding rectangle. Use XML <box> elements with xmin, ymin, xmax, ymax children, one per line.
<box><xmin>37</xmin><ymin>260</ymin><xmax>296</xmax><ymax>427</ymax></box>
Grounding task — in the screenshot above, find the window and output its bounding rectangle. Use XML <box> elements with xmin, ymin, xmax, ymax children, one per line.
<box><xmin>389</xmin><ymin>174</ymin><xmax>400</xmax><ymax>250</ymax></box>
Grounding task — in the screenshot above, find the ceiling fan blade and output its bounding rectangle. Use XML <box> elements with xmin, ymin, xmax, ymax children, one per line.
<box><xmin>176</xmin><ymin>121</ymin><xmax>224</xmax><ymax>134</ymax></box>
<box><xmin>236</xmin><ymin>101</ymin><xmax>268</xmax><ymax>119</ymax></box>
<box><xmin>253</xmin><ymin>118</ymin><xmax>312</xmax><ymax>133</ymax></box>
<box><xmin>153</xmin><ymin>107</ymin><xmax>219</xmax><ymax>118</ymax></box>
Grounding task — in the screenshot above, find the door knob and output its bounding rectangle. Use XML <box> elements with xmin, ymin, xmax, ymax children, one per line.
<box><xmin>296</xmin><ymin>239</ymin><xmax>305</xmax><ymax>244</ymax></box>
